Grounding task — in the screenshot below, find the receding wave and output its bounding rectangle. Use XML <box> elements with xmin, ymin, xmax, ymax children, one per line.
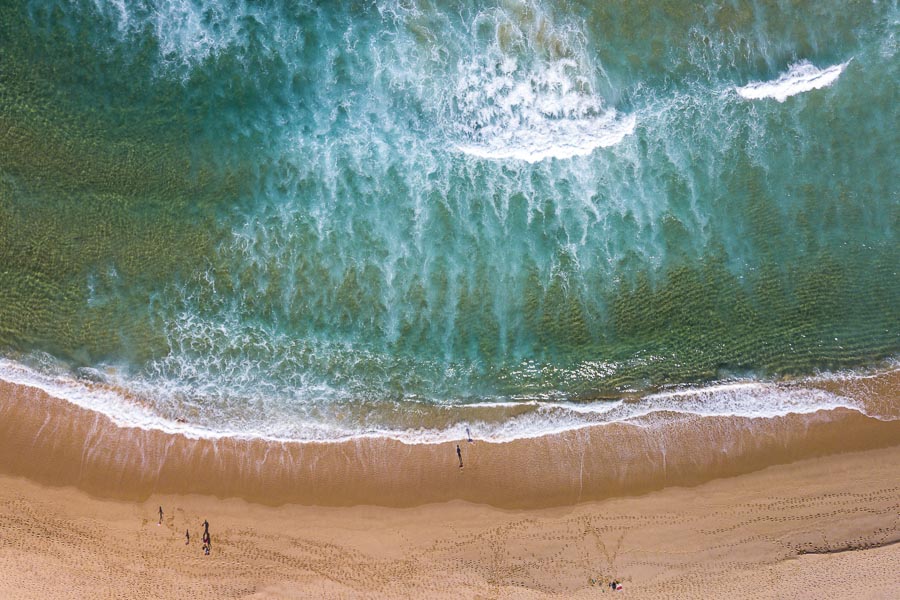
<box><xmin>0</xmin><ymin>357</ymin><xmax>881</xmax><ymax>445</ymax></box>
<box><xmin>735</xmin><ymin>60</ymin><xmax>849</xmax><ymax>102</ymax></box>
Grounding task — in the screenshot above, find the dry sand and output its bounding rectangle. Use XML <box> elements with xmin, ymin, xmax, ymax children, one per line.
<box><xmin>0</xmin><ymin>370</ymin><xmax>898</xmax><ymax>598</ymax></box>
<box><xmin>0</xmin><ymin>447</ymin><xmax>897</xmax><ymax>599</ymax></box>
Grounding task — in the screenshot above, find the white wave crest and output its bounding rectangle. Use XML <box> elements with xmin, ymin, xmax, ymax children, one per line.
<box><xmin>456</xmin><ymin>111</ymin><xmax>636</xmax><ymax>163</ymax></box>
<box><xmin>452</xmin><ymin>58</ymin><xmax>634</xmax><ymax>162</ymax></box>
<box><xmin>735</xmin><ymin>60</ymin><xmax>849</xmax><ymax>102</ymax></box>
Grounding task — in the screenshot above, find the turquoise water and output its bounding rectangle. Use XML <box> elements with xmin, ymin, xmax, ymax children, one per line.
<box><xmin>0</xmin><ymin>0</ymin><xmax>897</xmax><ymax>439</ymax></box>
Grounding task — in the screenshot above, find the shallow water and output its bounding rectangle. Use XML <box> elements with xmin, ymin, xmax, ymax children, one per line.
<box><xmin>0</xmin><ymin>0</ymin><xmax>897</xmax><ymax>440</ymax></box>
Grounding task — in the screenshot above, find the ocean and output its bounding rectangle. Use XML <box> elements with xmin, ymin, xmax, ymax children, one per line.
<box><xmin>0</xmin><ymin>0</ymin><xmax>897</xmax><ymax>442</ymax></box>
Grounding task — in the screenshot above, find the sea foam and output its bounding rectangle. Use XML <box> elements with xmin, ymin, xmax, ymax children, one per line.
<box><xmin>455</xmin><ymin>112</ymin><xmax>635</xmax><ymax>162</ymax></box>
<box><xmin>452</xmin><ymin>58</ymin><xmax>634</xmax><ymax>162</ymax></box>
<box><xmin>735</xmin><ymin>60</ymin><xmax>849</xmax><ymax>102</ymax></box>
<box><xmin>0</xmin><ymin>357</ymin><xmax>875</xmax><ymax>445</ymax></box>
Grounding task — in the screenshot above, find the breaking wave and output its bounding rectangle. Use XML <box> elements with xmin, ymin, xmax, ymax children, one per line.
<box><xmin>735</xmin><ymin>60</ymin><xmax>849</xmax><ymax>102</ymax></box>
<box><xmin>452</xmin><ymin>58</ymin><xmax>635</xmax><ymax>162</ymax></box>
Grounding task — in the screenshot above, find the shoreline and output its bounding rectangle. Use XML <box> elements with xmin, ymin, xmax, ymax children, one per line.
<box><xmin>1</xmin><ymin>368</ymin><xmax>898</xmax><ymax>597</ymax></box>
<box><xmin>2</xmin><ymin>356</ymin><xmax>886</xmax><ymax>445</ymax></box>
<box><xmin>1</xmin><ymin>367</ymin><xmax>898</xmax><ymax>508</ymax></box>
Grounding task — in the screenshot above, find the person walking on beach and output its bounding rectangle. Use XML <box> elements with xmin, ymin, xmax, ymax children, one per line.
<box><xmin>158</xmin><ymin>506</ymin><xmax>163</xmax><ymax>526</ymax></box>
<box><xmin>466</xmin><ymin>427</ymin><xmax>473</xmax><ymax>443</ymax></box>
<box><xmin>185</xmin><ymin>529</ymin><xmax>190</xmax><ymax>545</ymax></box>
<box><xmin>456</xmin><ymin>444</ymin><xmax>463</xmax><ymax>468</ymax></box>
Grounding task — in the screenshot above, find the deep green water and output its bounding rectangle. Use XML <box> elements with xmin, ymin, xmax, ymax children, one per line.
<box><xmin>0</xmin><ymin>0</ymin><xmax>897</xmax><ymax>439</ymax></box>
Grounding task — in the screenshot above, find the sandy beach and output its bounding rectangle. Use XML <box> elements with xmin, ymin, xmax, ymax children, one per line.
<box><xmin>2</xmin><ymin>0</ymin><xmax>898</xmax><ymax>597</ymax></box>
<box><xmin>0</xmin><ymin>370</ymin><xmax>898</xmax><ymax>598</ymax></box>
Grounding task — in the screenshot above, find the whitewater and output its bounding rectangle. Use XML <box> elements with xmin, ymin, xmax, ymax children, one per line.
<box><xmin>0</xmin><ymin>0</ymin><xmax>897</xmax><ymax>442</ymax></box>
<box><xmin>735</xmin><ymin>60</ymin><xmax>850</xmax><ymax>102</ymax></box>
<box><xmin>1</xmin><ymin>356</ymin><xmax>890</xmax><ymax>444</ymax></box>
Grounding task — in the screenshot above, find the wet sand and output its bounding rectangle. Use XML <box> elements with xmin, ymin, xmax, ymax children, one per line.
<box><xmin>0</xmin><ymin>370</ymin><xmax>898</xmax><ymax>597</ymax></box>
<box><xmin>2</xmin><ymin>373</ymin><xmax>900</xmax><ymax>508</ymax></box>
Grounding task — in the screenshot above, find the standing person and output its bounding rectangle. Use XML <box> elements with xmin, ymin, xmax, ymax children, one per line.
<box><xmin>158</xmin><ymin>506</ymin><xmax>163</xmax><ymax>526</ymax></box>
<box><xmin>185</xmin><ymin>529</ymin><xmax>190</xmax><ymax>545</ymax></box>
<box><xmin>456</xmin><ymin>444</ymin><xmax>463</xmax><ymax>468</ymax></box>
<box><xmin>466</xmin><ymin>427</ymin><xmax>473</xmax><ymax>443</ymax></box>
